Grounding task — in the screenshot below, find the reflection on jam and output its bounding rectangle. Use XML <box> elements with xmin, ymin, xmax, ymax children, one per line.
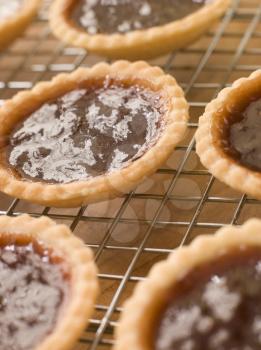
<box><xmin>155</xmin><ymin>248</ymin><xmax>261</xmax><ymax>350</ymax></box>
<box><xmin>8</xmin><ymin>80</ymin><xmax>164</xmax><ymax>184</ymax></box>
<box><xmin>0</xmin><ymin>0</ymin><xmax>22</xmax><ymax>21</ymax></box>
<box><xmin>69</xmin><ymin>0</ymin><xmax>212</xmax><ymax>35</ymax></box>
<box><xmin>0</xmin><ymin>241</ymin><xmax>68</xmax><ymax>350</ymax></box>
<box><xmin>227</xmin><ymin>98</ymin><xmax>261</xmax><ymax>172</ymax></box>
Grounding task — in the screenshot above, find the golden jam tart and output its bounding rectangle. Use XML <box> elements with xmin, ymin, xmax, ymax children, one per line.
<box><xmin>155</xmin><ymin>247</ymin><xmax>261</xmax><ymax>350</ymax></box>
<box><xmin>213</xmin><ymin>92</ymin><xmax>261</xmax><ymax>173</ymax></box>
<box><xmin>0</xmin><ymin>61</ymin><xmax>188</xmax><ymax>207</ymax></box>
<box><xmin>0</xmin><ymin>214</ymin><xmax>98</xmax><ymax>350</ymax></box>
<box><xmin>0</xmin><ymin>0</ymin><xmax>40</xmax><ymax>50</ymax></box>
<box><xmin>196</xmin><ymin>69</ymin><xmax>261</xmax><ymax>199</ymax></box>
<box><xmin>115</xmin><ymin>220</ymin><xmax>261</xmax><ymax>350</ymax></box>
<box><xmin>49</xmin><ymin>0</ymin><xmax>231</xmax><ymax>59</ymax></box>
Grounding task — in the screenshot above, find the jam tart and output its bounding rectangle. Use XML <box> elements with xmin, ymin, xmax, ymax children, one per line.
<box><xmin>0</xmin><ymin>60</ymin><xmax>188</xmax><ymax>207</ymax></box>
<box><xmin>115</xmin><ymin>219</ymin><xmax>261</xmax><ymax>350</ymax></box>
<box><xmin>0</xmin><ymin>214</ymin><xmax>98</xmax><ymax>350</ymax></box>
<box><xmin>49</xmin><ymin>0</ymin><xmax>231</xmax><ymax>60</ymax></box>
<box><xmin>196</xmin><ymin>69</ymin><xmax>261</xmax><ymax>199</ymax></box>
<box><xmin>0</xmin><ymin>0</ymin><xmax>40</xmax><ymax>49</ymax></box>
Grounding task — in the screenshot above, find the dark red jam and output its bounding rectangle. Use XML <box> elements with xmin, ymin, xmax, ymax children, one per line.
<box><xmin>218</xmin><ymin>97</ymin><xmax>261</xmax><ymax>172</ymax></box>
<box><xmin>7</xmin><ymin>79</ymin><xmax>164</xmax><ymax>184</ymax></box>
<box><xmin>67</xmin><ymin>0</ymin><xmax>210</xmax><ymax>35</ymax></box>
<box><xmin>154</xmin><ymin>247</ymin><xmax>261</xmax><ymax>350</ymax></box>
<box><xmin>0</xmin><ymin>237</ymin><xmax>68</xmax><ymax>350</ymax></box>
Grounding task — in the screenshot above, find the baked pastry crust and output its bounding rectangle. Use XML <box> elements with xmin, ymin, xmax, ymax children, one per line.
<box><xmin>0</xmin><ymin>60</ymin><xmax>188</xmax><ymax>207</ymax></box>
<box><xmin>114</xmin><ymin>219</ymin><xmax>261</xmax><ymax>350</ymax></box>
<box><xmin>0</xmin><ymin>214</ymin><xmax>98</xmax><ymax>350</ymax></box>
<box><xmin>49</xmin><ymin>0</ymin><xmax>231</xmax><ymax>60</ymax></box>
<box><xmin>0</xmin><ymin>0</ymin><xmax>40</xmax><ymax>50</ymax></box>
<box><xmin>196</xmin><ymin>69</ymin><xmax>261</xmax><ymax>199</ymax></box>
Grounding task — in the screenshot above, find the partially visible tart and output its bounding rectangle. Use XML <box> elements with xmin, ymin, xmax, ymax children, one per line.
<box><xmin>196</xmin><ymin>69</ymin><xmax>261</xmax><ymax>199</ymax></box>
<box><xmin>0</xmin><ymin>214</ymin><xmax>98</xmax><ymax>350</ymax></box>
<box><xmin>115</xmin><ymin>219</ymin><xmax>261</xmax><ymax>350</ymax></box>
<box><xmin>0</xmin><ymin>0</ymin><xmax>40</xmax><ymax>49</ymax></box>
<box><xmin>49</xmin><ymin>0</ymin><xmax>231</xmax><ymax>60</ymax></box>
<box><xmin>0</xmin><ymin>61</ymin><xmax>188</xmax><ymax>207</ymax></box>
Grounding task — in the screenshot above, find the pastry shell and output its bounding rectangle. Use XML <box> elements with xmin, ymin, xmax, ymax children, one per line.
<box><xmin>0</xmin><ymin>214</ymin><xmax>98</xmax><ymax>350</ymax></box>
<box><xmin>49</xmin><ymin>0</ymin><xmax>231</xmax><ymax>60</ymax></box>
<box><xmin>115</xmin><ymin>219</ymin><xmax>261</xmax><ymax>350</ymax></box>
<box><xmin>0</xmin><ymin>0</ymin><xmax>40</xmax><ymax>50</ymax></box>
<box><xmin>0</xmin><ymin>60</ymin><xmax>188</xmax><ymax>207</ymax></box>
<box><xmin>196</xmin><ymin>69</ymin><xmax>261</xmax><ymax>199</ymax></box>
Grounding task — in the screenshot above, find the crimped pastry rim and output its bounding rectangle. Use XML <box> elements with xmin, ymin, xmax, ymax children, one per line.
<box><xmin>49</xmin><ymin>0</ymin><xmax>231</xmax><ymax>59</ymax></box>
<box><xmin>0</xmin><ymin>60</ymin><xmax>188</xmax><ymax>207</ymax></box>
<box><xmin>0</xmin><ymin>214</ymin><xmax>98</xmax><ymax>350</ymax></box>
<box><xmin>195</xmin><ymin>69</ymin><xmax>261</xmax><ymax>199</ymax></box>
<box><xmin>0</xmin><ymin>0</ymin><xmax>40</xmax><ymax>48</ymax></box>
<box><xmin>114</xmin><ymin>218</ymin><xmax>261</xmax><ymax>350</ymax></box>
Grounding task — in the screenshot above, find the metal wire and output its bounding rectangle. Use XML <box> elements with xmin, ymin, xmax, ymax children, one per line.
<box><xmin>0</xmin><ymin>0</ymin><xmax>261</xmax><ymax>348</ymax></box>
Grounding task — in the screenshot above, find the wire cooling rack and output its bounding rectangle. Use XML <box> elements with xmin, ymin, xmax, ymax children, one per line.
<box><xmin>0</xmin><ymin>0</ymin><xmax>261</xmax><ymax>348</ymax></box>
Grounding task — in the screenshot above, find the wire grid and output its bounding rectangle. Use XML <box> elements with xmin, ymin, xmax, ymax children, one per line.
<box><xmin>0</xmin><ymin>0</ymin><xmax>261</xmax><ymax>348</ymax></box>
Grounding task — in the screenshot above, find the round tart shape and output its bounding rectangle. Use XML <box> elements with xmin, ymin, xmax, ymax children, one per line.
<box><xmin>0</xmin><ymin>60</ymin><xmax>188</xmax><ymax>207</ymax></box>
<box><xmin>115</xmin><ymin>219</ymin><xmax>261</xmax><ymax>350</ymax></box>
<box><xmin>0</xmin><ymin>0</ymin><xmax>40</xmax><ymax>50</ymax></box>
<box><xmin>196</xmin><ymin>69</ymin><xmax>261</xmax><ymax>199</ymax></box>
<box><xmin>49</xmin><ymin>0</ymin><xmax>231</xmax><ymax>60</ymax></box>
<box><xmin>0</xmin><ymin>214</ymin><xmax>98</xmax><ymax>350</ymax></box>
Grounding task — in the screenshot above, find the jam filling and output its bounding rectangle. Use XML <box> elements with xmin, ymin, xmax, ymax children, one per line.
<box><xmin>67</xmin><ymin>0</ymin><xmax>211</xmax><ymax>35</ymax></box>
<box><xmin>0</xmin><ymin>0</ymin><xmax>22</xmax><ymax>21</ymax></box>
<box><xmin>0</xmin><ymin>237</ymin><xmax>68</xmax><ymax>350</ymax></box>
<box><xmin>7</xmin><ymin>79</ymin><xmax>164</xmax><ymax>184</ymax></box>
<box><xmin>154</xmin><ymin>247</ymin><xmax>261</xmax><ymax>350</ymax></box>
<box><xmin>216</xmin><ymin>96</ymin><xmax>261</xmax><ymax>172</ymax></box>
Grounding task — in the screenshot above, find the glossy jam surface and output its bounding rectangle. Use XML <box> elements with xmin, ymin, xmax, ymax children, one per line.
<box><xmin>7</xmin><ymin>80</ymin><xmax>164</xmax><ymax>184</ymax></box>
<box><xmin>68</xmin><ymin>0</ymin><xmax>211</xmax><ymax>35</ymax></box>
<box><xmin>155</xmin><ymin>248</ymin><xmax>261</xmax><ymax>350</ymax></box>
<box><xmin>217</xmin><ymin>97</ymin><xmax>261</xmax><ymax>172</ymax></box>
<box><xmin>0</xmin><ymin>238</ymin><xmax>68</xmax><ymax>350</ymax></box>
<box><xmin>0</xmin><ymin>0</ymin><xmax>22</xmax><ymax>21</ymax></box>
